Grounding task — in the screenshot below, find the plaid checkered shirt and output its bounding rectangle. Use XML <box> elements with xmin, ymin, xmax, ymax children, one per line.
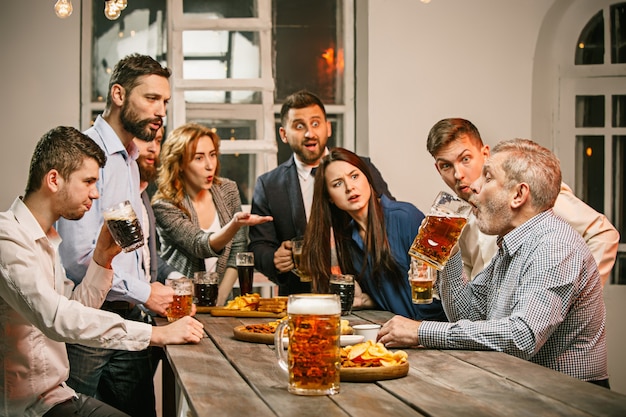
<box><xmin>419</xmin><ymin>210</ymin><xmax>608</xmax><ymax>381</ymax></box>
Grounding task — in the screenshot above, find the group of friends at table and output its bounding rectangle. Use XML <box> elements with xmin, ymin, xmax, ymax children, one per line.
<box><xmin>0</xmin><ymin>53</ymin><xmax>619</xmax><ymax>417</ymax></box>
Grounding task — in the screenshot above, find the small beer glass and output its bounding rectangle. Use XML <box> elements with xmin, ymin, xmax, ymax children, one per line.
<box><xmin>235</xmin><ymin>252</ymin><xmax>254</xmax><ymax>296</ymax></box>
<box><xmin>291</xmin><ymin>237</ymin><xmax>311</xmax><ymax>282</ymax></box>
<box><xmin>329</xmin><ymin>274</ymin><xmax>355</xmax><ymax>315</ymax></box>
<box><xmin>165</xmin><ymin>277</ymin><xmax>193</xmax><ymax>322</ymax></box>
<box><xmin>408</xmin><ymin>258</ymin><xmax>437</xmax><ymax>304</ymax></box>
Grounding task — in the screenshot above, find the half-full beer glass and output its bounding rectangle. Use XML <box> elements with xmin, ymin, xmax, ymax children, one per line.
<box><xmin>274</xmin><ymin>294</ymin><xmax>341</xmax><ymax>395</ymax></box>
<box><xmin>408</xmin><ymin>258</ymin><xmax>437</xmax><ymax>304</ymax></box>
<box><xmin>409</xmin><ymin>191</ymin><xmax>472</xmax><ymax>270</ymax></box>
<box><xmin>291</xmin><ymin>237</ymin><xmax>311</xmax><ymax>282</ymax></box>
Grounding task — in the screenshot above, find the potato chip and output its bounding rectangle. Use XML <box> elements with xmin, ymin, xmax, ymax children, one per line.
<box><xmin>224</xmin><ymin>293</ymin><xmax>261</xmax><ymax>310</ymax></box>
<box><xmin>340</xmin><ymin>340</ymin><xmax>408</xmax><ymax>368</ymax></box>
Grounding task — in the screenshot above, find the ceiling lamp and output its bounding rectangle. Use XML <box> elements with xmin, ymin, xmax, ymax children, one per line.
<box><xmin>105</xmin><ymin>0</ymin><xmax>130</xmax><ymax>20</ymax></box>
<box><xmin>54</xmin><ymin>0</ymin><xmax>73</xmax><ymax>18</ymax></box>
<box><xmin>54</xmin><ymin>0</ymin><xmax>129</xmax><ymax>20</ymax></box>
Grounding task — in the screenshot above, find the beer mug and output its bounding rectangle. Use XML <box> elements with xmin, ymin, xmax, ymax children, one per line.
<box><xmin>274</xmin><ymin>294</ymin><xmax>341</xmax><ymax>396</ymax></box>
<box><xmin>165</xmin><ymin>277</ymin><xmax>193</xmax><ymax>322</ymax></box>
<box><xmin>408</xmin><ymin>191</ymin><xmax>472</xmax><ymax>270</ymax></box>
<box><xmin>103</xmin><ymin>200</ymin><xmax>145</xmax><ymax>253</ymax></box>
<box><xmin>193</xmin><ymin>271</ymin><xmax>219</xmax><ymax>307</ymax></box>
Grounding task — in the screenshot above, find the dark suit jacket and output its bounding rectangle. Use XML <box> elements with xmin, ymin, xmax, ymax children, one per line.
<box><xmin>142</xmin><ymin>190</ymin><xmax>176</xmax><ymax>284</ymax></box>
<box><xmin>249</xmin><ymin>155</ymin><xmax>393</xmax><ymax>295</ymax></box>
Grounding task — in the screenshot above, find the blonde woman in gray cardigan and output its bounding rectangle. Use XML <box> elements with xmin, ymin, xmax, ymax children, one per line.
<box><xmin>152</xmin><ymin>123</ymin><xmax>272</xmax><ymax>305</ymax></box>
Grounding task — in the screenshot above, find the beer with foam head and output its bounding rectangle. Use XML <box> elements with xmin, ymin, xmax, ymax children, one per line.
<box><xmin>408</xmin><ymin>257</ymin><xmax>437</xmax><ymax>304</ymax></box>
<box><xmin>275</xmin><ymin>294</ymin><xmax>341</xmax><ymax>395</ymax></box>
<box><xmin>165</xmin><ymin>277</ymin><xmax>193</xmax><ymax>322</ymax></box>
<box><xmin>193</xmin><ymin>271</ymin><xmax>219</xmax><ymax>307</ymax></box>
<box><xmin>235</xmin><ymin>252</ymin><xmax>254</xmax><ymax>295</ymax></box>
<box><xmin>329</xmin><ymin>274</ymin><xmax>355</xmax><ymax>315</ymax></box>
<box><xmin>103</xmin><ymin>200</ymin><xmax>145</xmax><ymax>253</ymax></box>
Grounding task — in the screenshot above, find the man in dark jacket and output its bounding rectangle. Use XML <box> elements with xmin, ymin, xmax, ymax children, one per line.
<box><xmin>249</xmin><ymin>90</ymin><xmax>393</xmax><ymax>295</ymax></box>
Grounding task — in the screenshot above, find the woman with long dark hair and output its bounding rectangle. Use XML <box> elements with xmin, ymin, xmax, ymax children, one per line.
<box><xmin>301</xmin><ymin>147</ymin><xmax>446</xmax><ymax>320</ymax></box>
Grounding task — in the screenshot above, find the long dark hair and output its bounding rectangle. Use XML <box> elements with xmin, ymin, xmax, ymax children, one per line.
<box><xmin>301</xmin><ymin>147</ymin><xmax>403</xmax><ymax>293</ymax></box>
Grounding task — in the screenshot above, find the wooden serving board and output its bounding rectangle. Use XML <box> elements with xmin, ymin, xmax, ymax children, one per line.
<box><xmin>233</xmin><ymin>325</ymin><xmax>276</xmax><ymax>344</ymax></box>
<box><xmin>211</xmin><ymin>309</ymin><xmax>286</xmax><ymax>318</ymax></box>
<box><xmin>340</xmin><ymin>361</ymin><xmax>409</xmax><ymax>382</ymax></box>
<box><xmin>196</xmin><ymin>306</ymin><xmax>220</xmax><ymax>314</ymax></box>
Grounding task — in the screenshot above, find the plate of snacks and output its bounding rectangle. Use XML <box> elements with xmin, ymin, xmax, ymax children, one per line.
<box><xmin>235</xmin><ymin>319</ymin><xmax>355</xmax><ymax>345</ymax></box>
<box><xmin>280</xmin><ymin>334</ymin><xmax>365</xmax><ymax>348</ymax></box>
<box><xmin>233</xmin><ymin>318</ymin><xmax>286</xmax><ymax>344</ymax></box>
<box><xmin>210</xmin><ymin>294</ymin><xmax>287</xmax><ymax>318</ymax></box>
<box><xmin>340</xmin><ymin>340</ymin><xmax>409</xmax><ymax>382</ymax></box>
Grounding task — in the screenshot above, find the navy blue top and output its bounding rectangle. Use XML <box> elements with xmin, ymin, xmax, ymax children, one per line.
<box><xmin>349</xmin><ymin>195</ymin><xmax>447</xmax><ymax>321</ymax></box>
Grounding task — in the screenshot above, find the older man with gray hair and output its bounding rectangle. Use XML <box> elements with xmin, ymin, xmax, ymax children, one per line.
<box><xmin>379</xmin><ymin>139</ymin><xmax>609</xmax><ymax>388</ymax></box>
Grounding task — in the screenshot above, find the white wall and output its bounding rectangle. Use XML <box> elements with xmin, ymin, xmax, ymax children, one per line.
<box><xmin>1</xmin><ymin>0</ymin><xmax>623</xmax><ymax>395</ymax></box>
<box><xmin>0</xmin><ymin>0</ymin><xmax>81</xmax><ymax>211</ymax></box>
<box><xmin>363</xmin><ymin>0</ymin><xmax>553</xmax><ymax>212</ymax></box>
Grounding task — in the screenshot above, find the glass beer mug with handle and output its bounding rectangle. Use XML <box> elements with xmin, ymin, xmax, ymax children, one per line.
<box><xmin>408</xmin><ymin>191</ymin><xmax>472</xmax><ymax>270</ymax></box>
<box><xmin>274</xmin><ymin>294</ymin><xmax>342</xmax><ymax>396</ymax></box>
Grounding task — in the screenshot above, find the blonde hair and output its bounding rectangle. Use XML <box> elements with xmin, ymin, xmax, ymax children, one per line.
<box><xmin>153</xmin><ymin>123</ymin><xmax>222</xmax><ymax>216</ymax></box>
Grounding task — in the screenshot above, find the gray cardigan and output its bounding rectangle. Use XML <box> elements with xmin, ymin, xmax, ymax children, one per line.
<box><xmin>152</xmin><ymin>178</ymin><xmax>247</xmax><ymax>279</ymax></box>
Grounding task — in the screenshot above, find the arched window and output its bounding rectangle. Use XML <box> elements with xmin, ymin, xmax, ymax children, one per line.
<box><xmin>571</xmin><ymin>2</ymin><xmax>626</xmax><ymax>284</ymax></box>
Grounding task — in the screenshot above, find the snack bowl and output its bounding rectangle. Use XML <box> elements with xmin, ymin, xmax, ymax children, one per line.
<box><xmin>341</xmin><ymin>334</ymin><xmax>365</xmax><ymax>346</ymax></box>
<box><xmin>352</xmin><ymin>324</ymin><xmax>382</xmax><ymax>342</ymax></box>
<box><xmin>340</xmin><ymin>361</ymin><xmax>409</xmax><ymax>382</ymax></box>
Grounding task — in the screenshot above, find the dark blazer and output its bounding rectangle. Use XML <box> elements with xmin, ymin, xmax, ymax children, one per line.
<box><xmin>249</xmin><ymin>155</ymin><xmax>393</xmax><ymax>295</ymax></box>
<box><xmin>142</xmin><ymin>190</ymin><xmax>176</xmax><ymax>284</ymax></box>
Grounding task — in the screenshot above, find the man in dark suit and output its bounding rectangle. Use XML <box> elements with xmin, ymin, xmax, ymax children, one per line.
<box><xmin>249</xmin><ymin>90</ymin><xmax>393</xmax><ymax>295</ymax></box>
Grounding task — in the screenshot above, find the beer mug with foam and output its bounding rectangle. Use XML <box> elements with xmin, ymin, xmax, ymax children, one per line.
<box><xmin>274</xmin><ymin>294</ymin><xmax>341</xmax><ymax>395</ymax></box>
<box><xmin>408</xmin><ymin>191</ymin><xmax>472</xmax><ymax>270</ymax></box>
<box><xmin>103</xmin><ymin>200</ymin><xmax>144</xmax><ymax>253</ymax></box>
<box><xmin>165</xmin><ymin>277</ymin><xmax>193</xmax><ymax>322</ymax></box>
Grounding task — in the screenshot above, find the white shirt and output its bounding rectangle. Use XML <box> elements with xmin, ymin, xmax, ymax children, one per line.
<box><xmin>0</xmin><ymin>198</ymin><xmax>151</xmax><ymax>416</ymax></box>
<box><xmin>139</xmin><ymin>185</ymin><xmax>152</xmax><ymax>283</ymax></box>
<box><xmin>293</xmin><ymin>157</ymin><xmax>318</xmax><ymax>221</ymax></box>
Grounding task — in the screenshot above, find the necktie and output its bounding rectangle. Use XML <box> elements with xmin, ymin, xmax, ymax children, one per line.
<box><xmin>311</xmin><ymin>167</ymin><xmax>317</xmax><ymax>177</ymax></box>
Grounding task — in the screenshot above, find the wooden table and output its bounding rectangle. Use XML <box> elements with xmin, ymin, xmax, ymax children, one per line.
<box><xmin>161</xmin><ymin>310</ymin><xmax>626</xmax><ymax>417</ymax></box>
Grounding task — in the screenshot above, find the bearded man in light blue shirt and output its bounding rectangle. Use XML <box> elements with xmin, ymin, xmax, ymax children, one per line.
<box><xmin>57</xmin><ymin>54</ymin><xmax>174</xmax><ymax>417</ymax></box>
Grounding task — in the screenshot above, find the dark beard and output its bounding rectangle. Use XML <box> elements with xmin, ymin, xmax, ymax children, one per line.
<box><xmin>120</xmin><ymin>103</ymin><xmax>159</xmax><ymax>142</ymax></box>
<box><xmin>139</xmin><ymin>163</ymin><xmax>158</xmax><ymax>183</ymax></box>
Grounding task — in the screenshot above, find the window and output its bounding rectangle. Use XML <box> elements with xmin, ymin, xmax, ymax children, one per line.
<box><xmin>82</xmin><ymin>0</ymin><xmax>353</xmax><ymax>205</ymax></box>
<box><xmin>572</xmin><ymin>2</ymin><xmax>626</xmax><ymax>284</ymax></box>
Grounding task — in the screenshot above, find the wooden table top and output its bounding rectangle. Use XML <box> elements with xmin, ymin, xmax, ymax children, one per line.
<box><xmin>162</xmin><ymin>310</ymin><xmax>626</xmax><ymax>417</ymax></box>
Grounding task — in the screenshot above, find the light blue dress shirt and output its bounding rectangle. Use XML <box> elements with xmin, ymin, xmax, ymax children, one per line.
<box><xmin>57</xmin><ymin>116</ymin><xmax>150</xmax><ymax>304</ymax></box>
